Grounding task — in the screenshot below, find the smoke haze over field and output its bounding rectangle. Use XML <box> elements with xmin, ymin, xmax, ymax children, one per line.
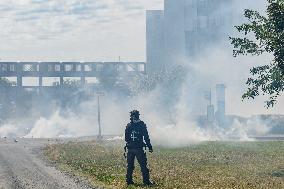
<box><xmin>0</xmin><ymin>0</ymin><xmax>283</xmax><ymax>145</ymax></box>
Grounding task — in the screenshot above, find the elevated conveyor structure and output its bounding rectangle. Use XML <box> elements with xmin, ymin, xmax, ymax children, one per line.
<box><xmin>0</xmin><ymin>62</ymin><xmax>146</xmax><ymax>87</ymax></box>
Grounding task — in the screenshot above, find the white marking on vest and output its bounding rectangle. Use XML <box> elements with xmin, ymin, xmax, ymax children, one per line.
<box><xmin>131</xmin><ymin>131</ymin><xmax>137</xmax><ymax>141</ymax></box>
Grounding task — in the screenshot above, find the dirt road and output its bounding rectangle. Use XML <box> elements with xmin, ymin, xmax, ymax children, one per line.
<box><xmin>0</xmin><ymin>138</ymin><xmax>92</xmax><ymax>189</ymax></box>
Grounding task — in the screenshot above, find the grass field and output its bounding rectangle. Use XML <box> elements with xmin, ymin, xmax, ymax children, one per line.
<box><xmin>44</xmin><ymin>141</ymin><xmax>284</xmax><ymax>189</ymax></box>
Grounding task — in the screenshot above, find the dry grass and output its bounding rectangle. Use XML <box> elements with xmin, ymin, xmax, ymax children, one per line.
<box><xmin>44</xmin><ymin>141</ymin><xmax>284</xmax><ymax>189</ymax></box>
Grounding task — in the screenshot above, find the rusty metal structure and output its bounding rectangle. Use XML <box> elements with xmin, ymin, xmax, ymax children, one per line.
<box><xmin>0</xmin><ymin>62</ymin><xmax>146</xmax><ymax>87</ymax></box>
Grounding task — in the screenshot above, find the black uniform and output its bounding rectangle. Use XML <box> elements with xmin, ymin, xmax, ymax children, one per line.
<box><xmin>125</xmin><ymin>120</ymin><xmax>152</xmax><ymax>185</ymax></box>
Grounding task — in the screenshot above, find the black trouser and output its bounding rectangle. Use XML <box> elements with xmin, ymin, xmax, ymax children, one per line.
<box><xmin>126</xmin><ymin>148</ymin><xmax>150</xmax><ymax>184</ymax></box>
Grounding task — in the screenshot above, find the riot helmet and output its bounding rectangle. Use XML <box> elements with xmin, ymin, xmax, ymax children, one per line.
<box><xmin>130</xmin><ymin>110</ymin><xmax>140</xmax><ymax>122</ymax></box>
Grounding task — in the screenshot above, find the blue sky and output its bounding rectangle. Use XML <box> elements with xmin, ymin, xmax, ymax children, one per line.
<box><xmin>0</xmin><ymin>0</ymin><xmax>163</xmax><ymax>61</ymax></box>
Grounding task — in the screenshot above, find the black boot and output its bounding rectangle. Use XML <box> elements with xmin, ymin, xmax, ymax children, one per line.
<box><xmin>144</xmin><ymin>181</ymin><xmax>154</xmax><ymax>186</ymax></box>
<box><xmin>142</xmin><ymin>167</ymin><xmax>152</xmax><ymax>186</ymax></box>
<box><xmin>127</xmin><ymin>180</ymin><xmax>134</xmax><ymax>185</ymax></box>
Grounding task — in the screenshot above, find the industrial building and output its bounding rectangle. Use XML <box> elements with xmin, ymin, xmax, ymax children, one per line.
<box><xmin>146</xmin><ymin>10</ymin><xmax>165</xmax><ymax>75</ymax></box>
<box><xmin>146</xmin><ymin>0</ymin><xmax>235</xmax><ymax>74</ymax></box>
<box><xmin>205</xmin><ymin>84</ymin><xmax>226</xmax><ymax>127</ymax></box>
<box><xmin>216</xmin><ymin>84</ymin><xmax>226</xmax><ymax>127</ymax></box>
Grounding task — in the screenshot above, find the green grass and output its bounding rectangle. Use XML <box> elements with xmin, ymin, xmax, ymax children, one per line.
<box><xmin>43</xmin><ymin>141</ymin><xmax>284</xmax><ymax>189</ymax></box>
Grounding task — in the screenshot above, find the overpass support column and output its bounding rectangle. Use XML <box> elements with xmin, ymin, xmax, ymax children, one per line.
<box><xmin>39</xmin><ymin>77</ymin><xmax>43</xmax><ymax>87</ymax></box>
<box><xmin>60</xmin><ymin>63</ymin><xmax>64</xmax><ymax>86</ymax></box>
<box><xmin>16</xmin><ymin>64</ymin><xmax>23</xmax><ymax>87</ymax></box>
<box><xmin>60</xmin><ymin>77</ymin><xmax>64</xmax><ymax>86</ymax></box>
<box><xmin>39</xmin><ymin>76</ymin><xmax>43</xmax><ymax>93</ymax></box>
<box><xmin>17</xmin><ymin>76</ymin><xmax>22</xmax><ymax>87</ymax></box>
<box><xmin>81</xmin><ymin>77</ymin><xmax>86</xmax><ymax>85</ymax></box>
<box><xmin>81</xmin><ymin>63</ymin><xmax>85</xmax><ymax>86</ymax></box>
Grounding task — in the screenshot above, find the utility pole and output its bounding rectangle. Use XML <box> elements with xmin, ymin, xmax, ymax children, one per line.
<box><xmin>97</xmin><ymin>95</ymin><xmax>102</xmax><ymax>140</ymax></box>
<box><xmin>96</xmin><ymin>91</ymin><xmax>104</xmax><ymax>141</ymax></box>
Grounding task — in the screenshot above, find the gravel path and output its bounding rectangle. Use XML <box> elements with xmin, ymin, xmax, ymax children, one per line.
<box><xmin>0</xmin><ymin>138</ymin><xmax>93</xmax><ymax>189</ymax></box>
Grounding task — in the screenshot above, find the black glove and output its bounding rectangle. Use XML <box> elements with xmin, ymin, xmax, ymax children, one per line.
<box><xmin>148</xmin><ymin>146</ymin><xmax>153</xmax><ymax>153</ymax></box>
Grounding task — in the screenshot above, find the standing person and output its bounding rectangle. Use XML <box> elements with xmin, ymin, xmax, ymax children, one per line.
<box><xmin>125</xmin><ymin>110</ymin><xmax>153</xmax><ymax>186</ymax></box>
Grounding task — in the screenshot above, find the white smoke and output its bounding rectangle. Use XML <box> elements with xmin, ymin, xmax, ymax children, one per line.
<box><xmin>0</xmin><ymin>0</ymin><xmax>281</xmax><ymax>146</ymax></box>
<box><xmin>1</xmin><ymin>46</ymin><xmax>275</xmax><ymax>144</ymax></box>
<box><xmin>0</xmin><ymin>123</ymin><xmax>19</xmax><ymax>138</ymax></box>
<box><xmin>150</xmin><ymin>123</ymin><xmax>210</xmax><ymax>147</ymax></box>
<box><xmin>25</xmin><ymin>111</ymin><xmax>96</xmax><ymax>138</ymax></box>
<box><xmin>0</xmin><ymin>82</ymin><xmax>274</xmax><ymax>146</ymax></box>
